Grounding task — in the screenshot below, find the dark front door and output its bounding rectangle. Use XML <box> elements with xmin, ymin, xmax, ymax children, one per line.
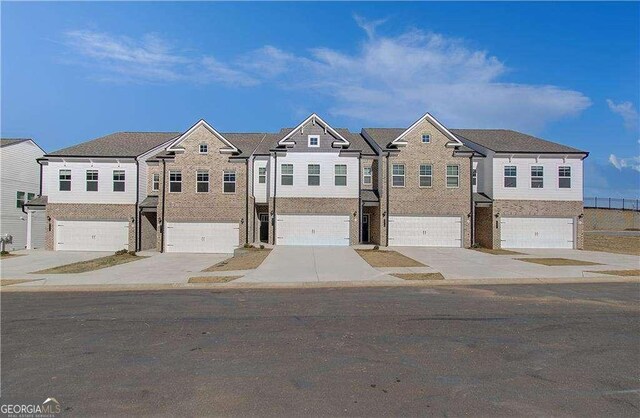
<box><xmin>259</xmin><ymin>214</ymin><xmax>269</xmax><ymax>242</ymax></box>
<box><xmin>362</xmin><ymin>214</ymin><xmax>370</xmax><ymax>243</ymax></box>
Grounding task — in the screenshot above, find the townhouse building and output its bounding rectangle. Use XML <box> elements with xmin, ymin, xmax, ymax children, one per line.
<box><xmin>25</xmin><ymin>112</ymin><xmax>588</xmax><ymax>253</ymax></box>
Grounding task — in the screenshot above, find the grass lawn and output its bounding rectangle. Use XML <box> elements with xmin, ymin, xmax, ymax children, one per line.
<box><xmin>584</xmin><ymin>233</ymin><xmax>640</xmax><ymax>256</ymax></box>
<box><xmin>189</xmin><ymin>276</ymin><xmax>242</xmax><ymax>283</ymax></box>
<box><xmin>356</xmin><ymin>249</ymin><xmax>425</xmax><ymax>267</ymax></box>
<box><xmin>1</xmin><ymin>279</ymin><xmax>36</xmax><ymax>286</ymax></box>
<box><xmin>516</xmin><ymin>257</ymin><xmax>601</xmax><ymax>266</ymax></box>
<box><xmin>588</xmin><ymin>269</ymin><xmax>640</xmax><ymax>277</ymax></box>
<box><xmin>32</xmin><ymin>253</ymin><xmax>147</xmax><ymax>274</ymax></box>
<box><xmin>0</xmin><ymin>253</ymin><xmax>24</xmax><ymax>259</ymax></box>
<box><xmin>393</xmin><ymin>273</ymin><xmax>445</xmax><ymax>281</ymax></box>
<box><xmin>472</xmin><ymin>248</ymin><xmax>523</xmax><ymax>255</ymax></box>
<box><xmin>203</xmin><ymin>248</ymin><xmax>271</xmax><ymax>272</ymax></box>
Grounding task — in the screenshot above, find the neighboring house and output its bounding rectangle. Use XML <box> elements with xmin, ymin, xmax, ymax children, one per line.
<box><xmin>34</xmin><ymin>112</ymin><xmax>587</xmax><ymax>253</ymax></box>
<box><xmin>0</xmin><ymin>138</ymin><xmax>45</xmax><ymax>250</ymax></box>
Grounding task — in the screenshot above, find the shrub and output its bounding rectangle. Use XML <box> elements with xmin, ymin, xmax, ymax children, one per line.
<box><xmin>372</xmin><ymin>245</ymin><xmax>379</xmax><ymax>251</ymax></box>
<box><xmin>115</xmin><ymin>249</ymin><xmax>128</xmax><ymax>256</ymax></box>
<box><xmin>260</xmin><ymin>244</ymin><xmax>265</xmax><ymax>250</ymax></box>
<box><xmin>0</xmin><ymin>250</ymin><xmax>9</xmax><ymax>255</ymax></box>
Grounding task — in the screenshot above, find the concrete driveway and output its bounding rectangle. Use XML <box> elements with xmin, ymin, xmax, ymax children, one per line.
<box><xmin>4</xmin><ymin>251</ymin><xmax>230</xmax><ymax>286</ymax></box>
<box><xmin>392</xmin><ymin>247</ymin><xmax>640</xmax><ymax>280</ymax></box>
<box><xmin>1</xmin><ymin>250</ymin><xmax>111</xmax><ymax>278</ymax></box>
<box><xmin>238</xmin><ymin>246</ymin><xmax>399</xmax><ymax>283</ymax></box>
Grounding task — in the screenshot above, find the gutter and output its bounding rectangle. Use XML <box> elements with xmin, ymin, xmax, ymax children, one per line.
<box><xmin>245</xmin><ymin>159</ymin><xmax>249</xmax><ymax>245</ymax></box>
<box><xmin>135</xmin><ymin>159</ymin><xmax>140</xmax><ymax>252</ymax></box>
<box><xmin>272</xmin><ymin>153</ymin><xmax>278</xmax><ymax>245</ymax></box>
<box><xmin>469</xmin><ymin>156</ymin><xmax>474</xmax><ymax>247</ymax></box>
<box><xmin>160</xmin><ymin>159</ymin><xmax>167</xmax><ymax>253</ymax></box>
<box><xmin>385</xmin><ymin>151</ymin><xmax>390</xmax><ymax>247</ymax></box>
<box><xmin>358</xmin><ymin>155</ymin><xmax>362</xmax><ymax>244</ymax></box>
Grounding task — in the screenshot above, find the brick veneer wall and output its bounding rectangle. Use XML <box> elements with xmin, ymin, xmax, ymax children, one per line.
<box><xmin>474</xmin><ymin>206</ymin><xmax>493</xmax><ymax>248</ymax></box>
<box><xmin>45</xmin><ymin>203</ymin><xmax>136</xmax><ymax>251</ymax></box>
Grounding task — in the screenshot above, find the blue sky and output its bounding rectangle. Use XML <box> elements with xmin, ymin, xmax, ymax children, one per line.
<box><xmin>2</xmin><ymin>1</ymin><xmax>639</xmax><ymax>197</ymax></box>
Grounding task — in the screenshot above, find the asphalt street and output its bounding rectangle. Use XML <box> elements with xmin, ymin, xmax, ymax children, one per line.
<box><xmin>1</xmin><ymin>283</ymin><xmax>639</xmax><ymax>416</ymax></box>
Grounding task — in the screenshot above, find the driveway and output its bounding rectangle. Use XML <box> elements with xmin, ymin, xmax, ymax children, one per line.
<box><xmin>5</xmin><ymin>251</ymin><xmax>230</xmax><ymax>286</ymax></box>
<box><xmin>238</xmin><ymin>246</ymin><xmax>399</xmax><ymax>283</ymax></box>
<box><xmin>392</xmin><ymin>247</ymin><xmax>640</xmax><ymax>280</ymax></box>
<box><xmin>1</xmin><ymin>250</ymin><xmax>111</xmax><ymax>278</ymax></box>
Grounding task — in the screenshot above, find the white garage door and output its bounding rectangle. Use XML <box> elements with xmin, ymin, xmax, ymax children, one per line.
<box><xmin>165</xmin><ymin>222</ymin><xmax>239</xmax><ymax>253</ymax></box>
<box><xmin>276</xmin><ymin>215</ymin><xmax>350</xmax><ymax>246</ymax></box>
<box><xmin>501</xmin><ymin>217</ymin><xmax>574</xmax><ymax>249</ymax></box>
<box><xmin>56</xmin><ymin>220</ymin><xmax>129</xmax><ymax>251</ymax></box>
<box><xmin>389</xmin><ymin>216</ymin><xmax>462</xmax><ymax>247</ymax></box>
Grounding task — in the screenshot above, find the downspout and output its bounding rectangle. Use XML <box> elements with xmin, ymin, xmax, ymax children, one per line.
<box><xmin>245</xmin><ymin>158</ymin><xmax>249</xmax><ymax>245</ymax></box>
<box><xmin>469</xmin><ymin>156</ymin><xmax>474</xmax><ymax>247</ymax></box>
<box><xmin>135</xmin><ymin>159</ymin><xmax>140</xmax><ymax>252</ymax></box>
<box><xmin>160</xmin><ymin>159</ymin><xmax>167</xmax><ymax>253</ymax></box>
<box><xmin>38</xmin><ymin>161</ymin><xmax>43</xmax><ymax>196</ymax></box>
<box><xmin>385</xmin><ymin>151</ymin><xmax>390</xmax><ymax>247</ymax></box>
<box><xmin>358</xmin><ymin>155</ymin><xmax>362</xmax><ymax>244</ymax></box>
<box><xmin>272</xmin><ymin>153</ymin><xmax>278</xmax><ymax>245</ymax></box>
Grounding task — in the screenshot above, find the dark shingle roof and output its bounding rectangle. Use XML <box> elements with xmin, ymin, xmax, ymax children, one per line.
<box><xmin>473</xmin><ymin>192</ymin><xmax>492</xmax><ymax>204</ymax></box>
<box><xmin>1</xmin><ymin>138</ymin><xmax>31</xmax><ymax>148</ymax></box>
<box><xmin>253</xmin><ymin>128</ymin><xmax>376</xmax><ymax>155</ymax></box>
<box><xmin>451</xmin><ymin>129</ymin><xmax>587</xmax><ymax>154</ymax></box>
<box><xmin>47</xmin><ymin>132</ymin><xmax>180</xmax><ymax>158</ymax></box>
<box><xmin>140</xmin><ymin>195</ymin><xmax>158</xmax><ymax>208</ymax></box>
<box><xmin>361</xmin><ymin>189</ymin><xmax>380</xmax><ymax>202</ymax></box>
<box><xmin>362</xmin><ymin>128</ymin><xmax>405</xmax><ymax>149</ymax></box>
<box><xmin>24</xmin><ymin>195</ymin><xmax>48</xmax><ymax>206</ymax></box>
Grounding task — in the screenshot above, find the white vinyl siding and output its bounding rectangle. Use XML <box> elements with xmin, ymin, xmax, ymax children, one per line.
<box><xmin>253</xmin><ymin>159</ymin><xmax>268</xmax><ymax>203</ymax></box>
<box><xmin>165</xmin><ymin>222</ymin><xmax>239</xmax><ymax>253</ymax></box>
<box><xmin>55</xmin><ymin>220</ymin><xmax>129</xmax><ymax>251</ymax></box>
<box><xmin>389</xmin><ymin>216</ymin><xmax>462</xmax><ymax>247</ymax></box>
<box><xmin>501</xmin><ymin>217</ymin><xmax>574</xmax><ymax>249</ymax></box>
<box><xmin>276</xmin><ymin>215</ymin><xmax>350</xmax><ymax>246</ymax></box>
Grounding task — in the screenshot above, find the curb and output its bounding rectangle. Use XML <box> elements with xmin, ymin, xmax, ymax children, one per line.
<box><xmin>1</xmin><ymin>276</ymin><xmax>638</xmax><ymax>293</ymax></box>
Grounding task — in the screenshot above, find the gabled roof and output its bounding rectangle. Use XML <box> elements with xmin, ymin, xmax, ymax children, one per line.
<box><xmin>278</xmin><ymin>114</ymin><xmax>350</xmax><ymax>147</ymax></box>
<box><xmin>1</xmin><ymin>138</ymin><xmax>30</xmax><ymax>147</ymax></box>
<box><xmin>167</xmin><ymin>119</ymin><xmax>238</xmax><ymax>154</ymax></box>
<box><xmin>47</xmin><ymin>132</ymin><xmax>179</xmax><ymax>158</ymax></box>
<box><xmin>451</xmin><ymin>129</ymin><xmax>587</xmax><ymax>155</ymax></box>
<box><xmin>391</xmin><ymin>113</ymin><xmax>463</xmax><ymax>147</ymax></box>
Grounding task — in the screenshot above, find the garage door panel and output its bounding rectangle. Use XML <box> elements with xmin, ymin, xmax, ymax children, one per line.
<box><xmin>501</xmin><ymin>217</ymin><xmax>574</xmax><ymax>249</ymax></box>
<box><xmin>389</xmin><ymin>216</ymin><xmax>462</xmax><ymax>247</ymax></box>
<box><xmin>56</xmin><ymin>220</ymin><xmax>129</xmax><ymax>251</ymax></box>
<box><xmin>277</xmin><ymin>215</ymin><xmax>350</xmax><ymax>246</ymax></box>
<box><xmin>165</xmin><ymin>222</ymin><xmax>239</xmax><ymax>253</ymax></box>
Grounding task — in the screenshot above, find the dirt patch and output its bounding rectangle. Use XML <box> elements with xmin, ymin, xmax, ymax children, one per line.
<box><xmin>32</xmin><ymin>253</ymin><xmax>147</xmax><ymax>274</ymax></box>
<box><xmin>1</xmin><ymin>279</ymin><xmax>36</xmax><ymax>286</ymax></box>
<box><xmin>356</xmin><ymin>250</ymin><xmax>425</xmax><ymax>268</ymax></box>
<box><xmin>189</xmin><ymin>276</ymin><xmax>242</xmax><ymax>283</ymax></box>
<box><xmin>393</xmin><ymin>273</ymin><xmax>445</xmax><ymax>281</ymax></box>
<box><xmin>472</xmin><ymin>248</ymin><xmax>524</xmax><ymax>255</ymax></box>
<box><xmin>584</xmin><ymin>233</ymin><xmax>640</xmax><ymax>256</ymax></box>
<box><xmin>203</xmin><ymin>249</ymin><xmax>271</xmax><ymax>272</ymax></box>
<box><xmin>588</xmin><ymin>269</ymin><xmax>640</xmax><ymax>277</ymax></box>
<box><xmin>515</xmin><ymin>258</ymin><xmax>601</xmax><ymax>266</ymax></box>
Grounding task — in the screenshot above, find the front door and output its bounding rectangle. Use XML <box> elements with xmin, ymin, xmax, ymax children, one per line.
<box><xmin>362</xmin><ymin>214</ymin><xmax>370</xmax><ymax>243</ymax></box>
<box><xmin>259</xmin><ymin>214</ymin><xmax>269</xmax><ymax>242</ymax></box>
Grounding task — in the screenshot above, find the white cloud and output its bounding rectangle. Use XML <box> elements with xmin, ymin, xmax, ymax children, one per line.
<box><xmin>609</xmin><ymin>153</ymin><xmax>640</xmax><ymax>172</ymax></box>
<box><xmin>606</xmin><ymin>99</ymin><xmax>639</xmax><ymax>131</ymax></box>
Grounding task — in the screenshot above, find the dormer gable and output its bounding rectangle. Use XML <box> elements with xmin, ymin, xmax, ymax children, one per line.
<box><xmin>278</xmin><ymin>113</ymin><xmax>350</xmax><ymax>149</ymax></box>
<box><xmin>166</xmin><ymin>119</ymin><xmax>239</xmax><ymax>154</ymax></box>
<box><xmin>391</xmin><ymin>113</ymin><xmax>463</xmax><ymax>148</ymax></box>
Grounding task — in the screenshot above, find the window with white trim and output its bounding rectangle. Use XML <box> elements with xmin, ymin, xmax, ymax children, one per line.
<box><xmin>362</xmin><ymin>167</ymin><xmax>372</xmax><ymax>185</ymax></box>
<box><xmin>504</xmin><ymin>166</ymin><xmax>517</xmax><ymax>188</ymax></box>
<box><xmin>152</xmin><ymin>173</ymin><xmax>160</xmax><ymax>191</ymax></box>
<box><xmin>86</xmin><ymin>170</ymin><xmax>98</xmax><ymax>192</ymax></box>
<box><xmin>421</xmin><ymin>134</ymin><xmax>431</xmax><ymax>143</ymax></box>
<box><xmin>308</xmin><ymin>164</ymin><xmax>320</xmax><ymax>186</ymax></box>
<box><xmin>558</xmin><ymin>166</ymin><xmax>571</xmax><ymax>188</ymax></box>
<box><xmin>59</xmin><ymin>169</ymin><xmax>71</xmax><ymax>191</ymax></box>
<box><xmin>258</xmin><ymin>167</ymin><xmax>266</xmax><ymax>184</ymax></box>
<box><xmin>196</xmin><ymin>170</ymin><xmax>209</xmax><ymax>193</ymax></box>
<box><xmin>419</xmin><ymin>164</ymin><xmax>432</xmax><ymax>187</ymax></box>
<box><xmin>531</xmin><ymin>166</ymin><xmax>544</xmax><ymax>188</ymax></box>
<box><xmin>199</xmin><ymin>144</ymin><xmax>208</xmax><ymax>154</ymax></box>
<box><xmin>27</xmin><ymin>192</ymin><xmax>35</xmax><ymax>201</ymax></box>
<box><xmin>169</xmin><ymin>170</ymin><xmax>182</xmax><ymax>192</ymax></box>
<box><xmin>392</xmin><ymin>164</ymin><xmax>405</xmax><ymax>187</ymax></box>
<box><xmin>113</xmin><ymin>170</ymin><xmax>125</xmax><ymax>192</ymax></box>
<box><xmin>223</xmin><ymin>170</ymin><xmax>236</xmax><ymax>193</ymax></box>
<box><xmin>16</xmin><ymin>191</ymin><xmax>25</xmax><ymax>208</ymax></box>
<box><xmin>472</xmin><ymin>169</ymin><xmax>477</xmax><ymax>187</ymax></box>
<box><xmin>308</xmin><ymin>135</ymin><xmax>320</xmax><ymax>148</ymax></box>
<box><xmin>446</xmin><ymin>165</ymin><xmax>459</xmax><ymax>188</ymax></box>
<box><xmin>281</xmin><ymin>164</ymin><xmax>293</xmax><ymax>186</ymax></box>
<box><xmin>334</xmin><ymin>164</ymin><xmax>347</xmax><ymax>186</ymax></box>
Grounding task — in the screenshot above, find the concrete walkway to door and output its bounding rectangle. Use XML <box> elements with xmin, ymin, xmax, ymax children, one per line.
<box><xmin>238</xmin><ymin>246</ymin><xmax>400</xmax><ymax>283</ymax></box>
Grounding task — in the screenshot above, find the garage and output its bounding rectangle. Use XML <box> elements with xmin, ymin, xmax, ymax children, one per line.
<box><xmin>276</xmin><ymin>215</ymin><xmax>350</xmax><ymax>246</ymax></box>
<box><xmin>501</xmin><ymin>217</ymin><xmax>574</xmax><ymax>249</ymax></box>
<box><xmin>165</xmin><ymin>222</ymin><xmax>239</xmax><ymax>253</ymax></box>
<box><xmin>56</xmin><ymin>220</ymin><xmax>129</xmax><ymax>251</ymax></box>
<box><xmin>389</xmin><ymin>216</ymin><xmax>462</xmax><ymax>247</ymax></box>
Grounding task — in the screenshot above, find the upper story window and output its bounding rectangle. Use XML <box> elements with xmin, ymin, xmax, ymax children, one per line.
<box><xmin>308</xmin><ymin>135</ymin><xmax>320</xmax><ymax>148</ymax></box>
<box><xmin>504</xmin><ymin>166</ymin><xmax>517</xmax><ymax>188</ymax></box>
<box><xmin>86</xmin><ymin>170</ymin><xmax>98</xmax><ymax>192</ymax></box>
<box><xmin>308</xmin><ymin>164</ymin><xmax>320</xmax><ymax>186</ymax></box>
<box><xmin>59</xmin><ymin>169</ymin><xmax>71</xmax><ymax>191</ymax></box>
<box><xmin>281</xmin><ymin>164</ymin><xmax>293</xmax><ymax>186</ymax></box>
<box><xmin>362</xmin><ymin>167</ymin><xmax>372</xmax><ymax>185</ymax></box>
<box><xmin>419</xmin><ymin>164</ymin><xmax>432</xmax><ymax>188</ymax></box>
<box><xmin>196</xmin><ymin>170</ymin><xmax>209</xmax><ymax>193</ymax></box>
<box><xmin>169</xmin><ymin>170</ymin><xmax>182</xmax><ymax>193</ymax></box>
<box><xmin>335</xmin><ymin>165</ymin><xmax>347</xmax><ymax>186</ymax></box>
<box><xmin>27</xmin><ymin>192</ymin><xmax>35</xmax><ymax>201</ymax></box>
<box><xmin>152</xmin><ymin>173</ymin><xmax>160</xmax><ymax>192</ymax></box>
<box><xmin>16</xmin><ymin>191</ymin><xmax>25</xmax><ymax>208</ymax></box>
<box><xmin>199</xmin><ymin>144</ymin><xmax>208</xmax><ymax>154</ymax></box>
<box><xmin>446</xmin><ymin>165</ymin><xmax>459</xmax><ymax>188</ymax></box>
<box><xmin>421</xmin><ymin>134</ymin><xmax>431</xmax><ymax>144</ymax></box>
<box><xmin>472</xmin><ymin>169</ymin><xmax>477</xmax><ymax>187</ymax></box>
<box><xmin>392</xmin><ymin>164</ymin><xmax>405</xmax><ymax>187</ymax></box>
<box><xmin>258</xmin><ymin>167</ymin><xmax>266</xmax><ymax>184</ymax></box>
<box><xmin>558</xmin><ymin>166</ymin><xmax>571</xmax><ymax>188</ymax></box>
<box><xmin>113</xmin><ymin>170</ymin><xmax>126</xmax><ymax>192</ymax></box>
<box><xmin>531</xmin><ymin>166</ymin><xmax>544</xmax><ymax>188</ymax></box>
<box><xmin>223</xmin><ymin>170</ymin><xmax>236</xmax><ymax>193</ymax></box>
